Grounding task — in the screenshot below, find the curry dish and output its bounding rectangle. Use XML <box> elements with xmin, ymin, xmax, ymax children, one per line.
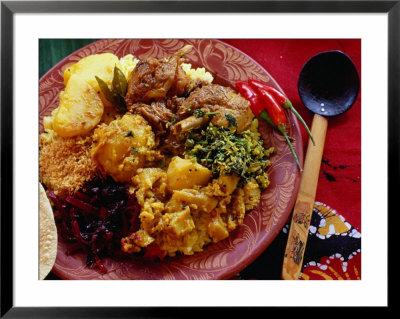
<box><xmin>39</xmin><ymin>45</ymin><xmax>274</xmax><ymax>271</ymax></box>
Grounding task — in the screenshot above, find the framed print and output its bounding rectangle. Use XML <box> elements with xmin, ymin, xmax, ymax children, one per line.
<box><xmin>1</xmin><ymin>0</ymin><xmax>396</xmax><ymax>316</ymax></box>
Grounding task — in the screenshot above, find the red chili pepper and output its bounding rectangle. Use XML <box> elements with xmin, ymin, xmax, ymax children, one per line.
<box><xmin>248</xmin><ymin>78</ymin><xmax>292</xmax><ymax>109</ymax></box>
<box><xmin>235</xmin><ymin>81</ymin><xmax>264</xmax><ymax>116</ymax></box>
<box><xmin>257</xmin><ymin>87</ymin><xmax>303</xmax><ymax>171</ymax></box>
<box><xmin>249</xmin><ymin>78</ymin><xmax>315</xmax><ymax>145</ymax></box>
<box><xmin>235</xmin><ymin>81</ymin><xmax>280</xmax><ymax>132</ymax></box>
<box><xmin>257</xmin><ymin>87</ymin><xmax>287</xmax><ymax>127</ymax></box>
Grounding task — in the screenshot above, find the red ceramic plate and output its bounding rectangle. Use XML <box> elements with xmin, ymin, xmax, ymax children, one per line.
<box><xmin>39</xmin><ymin>39</ymin><xmax>303</xmax><ymax>280</ymax></box>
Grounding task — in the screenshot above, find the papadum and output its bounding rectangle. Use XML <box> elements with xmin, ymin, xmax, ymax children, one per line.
<box><xmin>39</xmin><ymin>183</ymin><xmax>57</xmax><ymax>280</ymax></box>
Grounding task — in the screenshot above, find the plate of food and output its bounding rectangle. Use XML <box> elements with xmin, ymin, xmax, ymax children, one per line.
<box><xmin>39</xmin><ymin>39</ymin><xmax>303</xmax><ymax>280</ymax></box>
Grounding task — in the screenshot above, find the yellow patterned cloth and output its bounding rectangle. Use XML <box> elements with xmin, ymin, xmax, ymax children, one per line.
<box><xmin>237</xmin><ymin>201</ymin><xmax>361</xmax><ymax>280</ymax></box>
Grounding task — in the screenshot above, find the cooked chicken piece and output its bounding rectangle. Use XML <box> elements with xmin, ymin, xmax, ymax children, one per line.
<box><xmin>177</xmin><ymin>84</ymin><xmax>254</xmax><ymax>132</ymax></box>
<box><xmin>130</xmin><ymin>101</ymin><xmax>175</xmax><ymax>136</ymax></box>
<box><xmin>172</xmin><ymin>62</ymin><xmax>192</xmax><ymax>97</ymax></box>
<box><xmin>125</xmin><ymin>45</ymin><xmax>193</xmax><ymax>106</ymax></box>
<box><xmin>166</xmin><ymin>96</ymin><xmax>185</xmax><ymax>114</ymax></box>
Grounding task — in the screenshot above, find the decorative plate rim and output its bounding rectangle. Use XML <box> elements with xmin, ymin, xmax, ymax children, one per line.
<box><xmin>39</xmin><ymin>39</ymin><xmax>303</xmax><ymax>280</ymax></box>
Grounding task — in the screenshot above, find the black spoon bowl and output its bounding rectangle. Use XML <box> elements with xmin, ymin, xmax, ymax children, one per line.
<box><xmin>298</xmin><ymin>50</ymin><xmax>359</xmax><ymax>117</ymax></box>
<box><xmin>282</xmin><ymin>50</ymin><xmax>359</xmax><ymax>280</ymax></box>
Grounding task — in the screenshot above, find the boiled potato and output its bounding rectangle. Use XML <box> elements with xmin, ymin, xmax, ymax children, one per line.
<box><xmin>63</xmin><ymin>53</ymin><xmax>121</xmax><ymax>108</ymax></box>
<box><xmin>203</xmin><ymin>174</ymin><xmax>240</xmax><ymax>197</ymax></box>
<box><xmin>64</xmin><ymin>53</ymin><xmax>120</xmax><ymax>88</ymax></box>
<box><xmin>53</xmin><ymin>53</ymin><xmax>123</xmax><ymax>137</ymax></box>
<box><xmin>208</xmin><ymin>214</ymin><xmax>229</xmax><ymax>243</ymax></box>
<box><xmin>90</xmin><ymin>114</ymin><xmax>162</xmax><ymax>183</ymax></box>
<box><xmin>170</xmin><ymin>189</ymin><xmax>218</xmax><ymax>213</ymax></box>
<box><xmin>215</xmin><ymin>174</ymin><xmax>240</xmax><ymax>195</ymax></box>
<box><xmin>53</xmin><ymin>75</ymin><xmax>103</xmax><ymax>137</ymax></box>
<box><xmin>166</xmin><ymin>157</ymin><xmax>212</xmax><ymax>191</ymax></box>
<box><xmin>163</xmin><ymin>206</ymin><xmax>195</xmax><ymax>236</ymax></box>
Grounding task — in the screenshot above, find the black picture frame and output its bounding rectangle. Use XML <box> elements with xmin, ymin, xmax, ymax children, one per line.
<box><xmin>1</xmin><ymin>1</ymin><xmax>395</xmax><ymax>317</ymax></box>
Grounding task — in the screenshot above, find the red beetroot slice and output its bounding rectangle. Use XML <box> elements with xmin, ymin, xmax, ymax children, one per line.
<box><xmin>51</xmin><ymin>176</ymin><xmax>140</xmax><ymax>274</ymax></box>
<box><xmin>73</xmin><ymin>191</ymin><xmax>92</xmax><ymax>203</ymax></box>
<box><xmin>65</xmin><ymin>196</ymin><xmax>99</xmax><ymax>215</ymax></box>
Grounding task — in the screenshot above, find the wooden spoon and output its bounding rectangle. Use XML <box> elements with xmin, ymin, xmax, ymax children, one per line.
<box><xmin>281</xmin><ymin>51</ymin><xmax>359</xmax><ymax>280</ymax></box>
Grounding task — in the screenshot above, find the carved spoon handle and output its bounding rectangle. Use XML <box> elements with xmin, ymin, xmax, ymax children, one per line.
<box><xmin>281</xmin><ymin>114</ymin><xmax>328</xmax><ymax>280</ymax></box>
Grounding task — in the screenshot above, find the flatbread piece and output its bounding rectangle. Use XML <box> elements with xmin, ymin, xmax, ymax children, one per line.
<box><xmin>39</xmin><ymin>183</ymin><xmax>58</xmax><ymax>280</ymax></box>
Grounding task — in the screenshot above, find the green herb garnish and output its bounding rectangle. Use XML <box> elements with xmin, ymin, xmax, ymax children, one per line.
<box><xmin>193</xmin><ymin>109</ymin><xmax>218</xmax><ymax>118</ymax></box>
<box><xmin>113</xmin><ymin>66</ymin><xmax>127</xmax><ymax>97</ymax></box>
<box><xmin>96</xmin><ymin>65</ymin><xmax>127</xmax><ymax>112</ymax></box>
<box><xmin>185</xmin><ymin>122</ymin><xmax>274</xmax><ymax>190</ymax></box>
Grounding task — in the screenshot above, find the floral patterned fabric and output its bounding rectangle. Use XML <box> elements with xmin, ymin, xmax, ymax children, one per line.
<box><xmin>235</xmin><ymin>202</ymin><xmax>361</xmax><ymax>280</ymax></box>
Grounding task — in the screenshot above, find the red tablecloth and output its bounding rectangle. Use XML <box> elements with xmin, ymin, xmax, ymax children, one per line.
<box><xmin>221</xmin><ymin>39</ymin><xmax>361</xmax><ymax>280</ymax></box>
